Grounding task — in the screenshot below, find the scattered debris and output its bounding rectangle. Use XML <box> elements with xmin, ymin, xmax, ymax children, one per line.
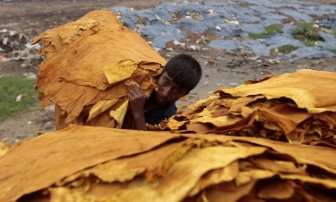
<box><xmin>15</xmin><ymin>94</ymin><xmax>22</xmax><ymax>102</ymax></box>
<box><xmin>110</xmin><ymin>0</ymin><xmax>336</xmax><ymax>60</ymax></box>
<box><xmin>0</xmin><ymin>29</ymin><xmax>41</xmax><ymax>67</ymax></box>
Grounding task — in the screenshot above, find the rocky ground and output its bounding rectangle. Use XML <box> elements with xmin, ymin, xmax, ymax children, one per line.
<box><xmin>0</xmin><ymin>0</ymin><xmax>335</xmax><ymax>143</ymax></box>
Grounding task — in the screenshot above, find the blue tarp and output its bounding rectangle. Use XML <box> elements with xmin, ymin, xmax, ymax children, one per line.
<box><xmin>208</xmin><ymin>40</ymin><xmax>242</xmax><ymax>50</ymax></box>
<box><xmin>262</xmin><ymin>35</ymin><xmax>304</xmax><ymax>49</ymax></box>
<box><xmin>109</xmin><ymin>0</ymin><xmax>336</xmax><ymax>60</ymax></box>
<box><xmin>278</xmin><ymin>46</ymin><xmax>336</xmax><ymax>60</ymax></box>
<box><xmin>243</xmin><ymin>40</ymin><xmax>270</xmax><ymax>57</ymax></box>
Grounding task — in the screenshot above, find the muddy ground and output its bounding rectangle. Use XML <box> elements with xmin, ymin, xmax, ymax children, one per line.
<box><xmin>0</xmin><ymin>0</ymin><xmax>335</xmax><ymax>143</ymax></box>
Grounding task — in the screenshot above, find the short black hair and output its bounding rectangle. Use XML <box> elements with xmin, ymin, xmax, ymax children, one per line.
<box><xmin>164</xmin><ymin>54</ymin><xmax>202</xmax><ymax>92</ymax></box>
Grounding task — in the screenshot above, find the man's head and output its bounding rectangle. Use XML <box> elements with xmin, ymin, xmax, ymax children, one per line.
<box><xmin>154</xmin><ymin>54</ymin><xmax>202</xmax><ymax>106</ymax></box>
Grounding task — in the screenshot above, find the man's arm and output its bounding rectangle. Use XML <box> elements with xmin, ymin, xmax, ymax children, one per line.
<box><xmin>127</xmin><ymin>86</ymin><xmax>147</xmax><ymax>130</ymax></box>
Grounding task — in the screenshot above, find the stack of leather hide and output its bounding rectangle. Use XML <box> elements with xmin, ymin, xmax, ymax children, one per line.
<box><xmin>0</xmin><ymin>125</ymin><xmax>335</xmax><ymax>202</ymax></box>
<box><xmin>33</xmin><ymin>10</ymin><xmax>165</xmax><ymax>130</ymax></box>
<box><xmin>162</xmin><ymin>69</ymin><xmax>336</xmax><ymax>147</ymax></box>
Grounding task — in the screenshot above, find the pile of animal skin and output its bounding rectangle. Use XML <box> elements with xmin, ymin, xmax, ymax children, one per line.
<box><xmin>33</xmin><ymin>10</ymin><xmax>165</xmax><ymax>130</ymax></box>
<box><xmin>0</xmin><ymin>125</ymin><xmax>335</xmax><ymax>202</ymax></box>
<box><xmin>161</xmin><ymin>69</ymin><xmax>336</xmax><ymax>148</ymax></box>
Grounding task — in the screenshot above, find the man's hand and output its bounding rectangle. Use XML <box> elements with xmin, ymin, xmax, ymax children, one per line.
<box><xmin>127</xmin><ymin>86</ymin><xmax>147</xmax><ymax>130</ymax></box>
<box><xmin>127</xmin><ymin>86</ymin><xmax>147</xmax><ymax>117</ymax></box>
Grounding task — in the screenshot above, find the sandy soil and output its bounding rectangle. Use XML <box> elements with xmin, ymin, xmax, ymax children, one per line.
<box><xmin>0</xmin><ymin>0</ymin><xmax>335</xmax><ymax>143</ymax></box>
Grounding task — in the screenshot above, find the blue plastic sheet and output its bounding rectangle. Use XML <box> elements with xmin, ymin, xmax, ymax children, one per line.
<box><xmin>109</xmin><ymin>0</ymin><xmax>336</xmax><ymax>59</ymax></box>
<box><xmin>320</xmin><ymin>17</ymin><xmax>336</xmax><ymax>29</ymax></box>
<box><xmin>140</xmin><ymin>24</ymin><xmax>185</xmax><ymax>39</ymax></box>
<box><xmin>278</xmin><ymin>46</ymin><xmax>336</xmax><ymax>61</ymax></box>
<box><xmin>216</xmin><ymin>24</ymin><xmax>241</xmax><ymax>37</ymax></box>
<box><xmin>176</xmin><ymin>18</ymin><xmax>208</xmax><ymax>33</ymax></box>
<box><xmin>208</xmin><ymin>40</ymin><xmax>242</xmax><ymax>50</ymax></box>
<box><xmin>137</xmin><ymin>9</ymin><xmax>159</xmax><ymax>22</ymax></box>
<box><xmin>261</xmin><ymin>14</ymin><xmax>287</xmax><ymax>25</ymax></box>
<box><xmin>250</xmin><ymin>5</ymin><xmax>274</xmax><ymax>14</ymax></box>
<box><xmin>152</xmin><ymin>34</ymin><xmax>178</xmax><ymax>48</ymax></box>
<box><xmin>243</xmin><ymin>40</ymin><xmax>270</xmax><ymax>57</ymax></box>
<box><xmin>262</xmin><ymin>35</ymin><xmax>304</xmax><ymax>49</ymax></box>
<box><xmin>110</xmin><ymin>7</ymin><xmax>138</xmax><ymax>29</ymax></box>
<box><xmin>319</xmin><ymin>33</ymin><xmax>336</xmax><ymax>50</ymax></box>
<box><xmin>279</xmin><ymin>9</ymin><xmax>312</xmax><ymax>21</ymax></box>
<box><xmin>154</xmin><ymin>2</ymin><xmax>179</xmax><ymax>13</ymax></box>
<box><xmin>241</xmin><ymin>24</ymin><xmax>265</xmax><ymax>34</ymax></box>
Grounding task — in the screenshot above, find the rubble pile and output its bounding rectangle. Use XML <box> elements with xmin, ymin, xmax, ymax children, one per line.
<box><xmin>0</xmin><ymin>29</ymin><xmax>40</xmax><ymax>67</ymax></box>
<box><xmin>0</xmin><ymin>125</ymin><xmax>336</xmax><ymax>201</ymax></box>
<box><xmin>162</xmin><ymin>69</ymin><xmax>336</xmax><ymax>147</ymax></box>
<box><xmin>33</xmin><ymin>10</ymin><xmax>166</xmax><ymax>130</ymax></box>
<box><xmin>111</xmin><ymin>0</ymin><xmax>336</xmax><ymax>60</ymax></box>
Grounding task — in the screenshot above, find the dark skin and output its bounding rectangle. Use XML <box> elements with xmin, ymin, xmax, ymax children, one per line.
<box><xmin>127</xmin><ymin>71</ymin><xmax>188</xmax><ymax>130</ymax></box>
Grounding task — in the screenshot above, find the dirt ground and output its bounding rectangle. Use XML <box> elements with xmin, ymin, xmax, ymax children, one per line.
<box><xmin>0</xmin><ymin>0</ymin><xmax>335</xmax><ymax>143</ymax></box>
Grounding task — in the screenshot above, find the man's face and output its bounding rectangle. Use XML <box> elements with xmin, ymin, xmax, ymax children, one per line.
<box><xmin>154</xmin><ymin>71</ymin><xmax>188</xmax><ymax>106</ymax></box>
